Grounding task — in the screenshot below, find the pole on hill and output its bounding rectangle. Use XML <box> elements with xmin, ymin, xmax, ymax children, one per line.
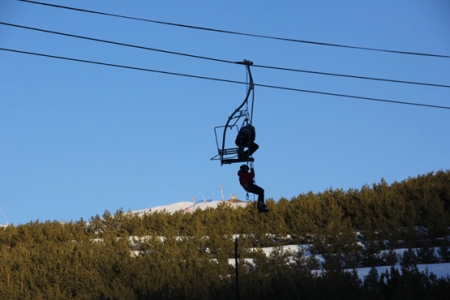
<box><xmin>235</xmin><ymin>238</ymin><xmax>240</xmax><ymax>300</ymax></box>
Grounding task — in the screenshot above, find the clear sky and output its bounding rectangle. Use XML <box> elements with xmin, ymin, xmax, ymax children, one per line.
<box><xmin>1</xmin><ymin>0</ymin><xmax>449</xmax><ymax>225</ymax></box>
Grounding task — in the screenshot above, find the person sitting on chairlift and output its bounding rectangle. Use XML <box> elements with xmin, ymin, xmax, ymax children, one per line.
<box><xmin>235</xmin><ymin>120</ymin><xmax>259</xmax><ymax>160</ymax></box>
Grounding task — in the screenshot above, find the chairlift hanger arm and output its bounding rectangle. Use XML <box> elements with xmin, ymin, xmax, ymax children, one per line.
<box><xmin>226</xmin><ymin>60</ymin><xmax>254</xmax><ymax>124</ymax></box>
<box><xmin>220</xmin><ymin>60</ymin><xmax>254</xmax><ymax>163</ymax></box>
<box><xmin>236</xmin><ymin>59</ymin><xmax>254</xmax><ymax>84</ymax></box>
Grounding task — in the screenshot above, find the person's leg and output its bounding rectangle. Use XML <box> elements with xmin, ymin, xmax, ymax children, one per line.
<box><xmin>248</xmin><ymin>142</ymin><xmax>259</xmax><ymax>156</ymax></box>
<box><xmin>235</xmin><ymin>135</ymin><xmax>245</xmax><ymax>158</ymax></box>
<box><xmin>248</xmin><ymin>184</ymin><xmax>264</xmax><ymax>204</ymax></box>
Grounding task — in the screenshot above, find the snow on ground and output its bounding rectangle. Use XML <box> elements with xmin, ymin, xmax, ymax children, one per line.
<box><xmin>133</xmin><ymin>201</ymin><xmax>194</xmax><ymax>215</ymax></box>
<box><xmin>355</xmin><ymin>263</ymin><xmax>450</xmax><ymax>279</ymax></box>
<box><xmin>228</xmin><ymin>245</ymin><xmax>450</xmax><ymax>280</ymax></box>
<box><xmin>133</xmin><ymin>200</ymin><xmax>249</xmax><ymax>215</ymax></box>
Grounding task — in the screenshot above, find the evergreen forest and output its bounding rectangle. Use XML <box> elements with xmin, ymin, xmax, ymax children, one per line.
<box><xmin>0</xmin><ymin>171</ymin><xmax>449</xmax><ymax>299</ymax></box>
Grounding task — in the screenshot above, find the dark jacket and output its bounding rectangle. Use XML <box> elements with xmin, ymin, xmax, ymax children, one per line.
<box><xmin>238</xmin><ymin>124</ymin><xmax>256</xmax><ymax>142</ymax></box>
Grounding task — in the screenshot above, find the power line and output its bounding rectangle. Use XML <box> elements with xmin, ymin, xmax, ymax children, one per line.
<box><xmin>19</xmin><ymin>0</ymin><xmax>450</xmax><ymax>59</ymax></box>
<box><xmin>1</xmin><ymin>47</ymin><xmax>449</xmax><ymax>111</ymax></box>
<box><xmin>2</xmin><ymin>22</ymin><xmax>449</xmax><ymax>90</ymax></box>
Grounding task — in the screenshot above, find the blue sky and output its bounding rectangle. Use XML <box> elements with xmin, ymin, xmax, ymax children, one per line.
<box><xmin>1</xmin><ymin>0</ymin><xmax>449</xmax><ymax>225</ymax></box>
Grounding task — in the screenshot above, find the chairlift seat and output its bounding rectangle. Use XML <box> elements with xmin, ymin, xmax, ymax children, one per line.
<box><xmin>211</xmin><ymin>147</ymin><xmax>254</xmax><ymax>165</ymax></box>
<box><xmin>221</xmin><ymin>157</ymin><xmax>254</xmax><ymax>165</ymax></box>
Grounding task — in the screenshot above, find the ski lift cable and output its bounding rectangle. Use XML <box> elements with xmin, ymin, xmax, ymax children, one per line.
<box><xmin>19</xmin><ymin>0</ymin><xmax>450</xmax><ymax>59</ymax></box>
<box><xmin>1</xmin><ymin>47</ymin><xmax>449</xmax><ymax>111</ymax></box>
<box><xmin>1</xmin><ymin>22</ymin><xmax>449</xmax><ymax>89</ymax></box>
<box><xmin>0</xmin><ymin>205</ymin><xmax>9</xmax><ymax>226</ymax></box>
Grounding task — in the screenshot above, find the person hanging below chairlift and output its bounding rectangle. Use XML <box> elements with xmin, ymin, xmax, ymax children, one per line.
<box><xmin>235</xmin><ymin>119</ymin><xmax>259</xmax><ymax>161</ymax></box>
<box><xmin>237</xmin><ymin>164</ymin><xmax>268</xmax><ymax>213</ymax></box>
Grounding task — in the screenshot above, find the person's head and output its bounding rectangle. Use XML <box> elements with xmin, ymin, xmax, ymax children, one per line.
<box><xmin>240</xmin><ymin>164</ymin><xmax>249</xmax><ymax>171</ymax></box>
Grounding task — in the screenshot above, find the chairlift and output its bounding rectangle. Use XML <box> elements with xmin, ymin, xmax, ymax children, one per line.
<box><xmin>211</xmin><ymin>60</ymin><xmax>255</xmax><ymax>165</ymax></box>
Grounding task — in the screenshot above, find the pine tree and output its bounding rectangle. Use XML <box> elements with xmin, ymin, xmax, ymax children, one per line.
<box><xmin>416</xmin><ymin>245</ymin><xmax>439</xmax><ymax>264</ymax></box>
<box><xmin>380</xmin><ymin>248</ymin><xmax>398</xmax><ymax>266</ymax></box>
<box><xmin>362</xmin><ymin>266</ymin><xmax>380</xmax><ymax>294</ymax></box>
<box><xmin>437</xmin><ymin>238</ymin><xmax>450</xmax><ymax>263</ymax></box>
<box><xmin>399</xmin><ymin>248</ymin><xmax>419</xmax><ymax>274</ymax></box>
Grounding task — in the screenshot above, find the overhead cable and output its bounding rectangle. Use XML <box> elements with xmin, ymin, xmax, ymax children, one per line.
<box><xmin>2</xmin><ymin>22</ymin><xmax>449</xmax><ymax>90</ymax></box>
<box><xmin>1</xmin><ymin>47</ymin><xmax>449</xmax><ymax>111</ymax></box>
<box><xmin>253</xmin><ymin>63</ymin><xmax>450</xmax><ymax>89</ymax></box>
<box><xmin>19</xmin><ymin>0</ymin><xmax>450</xmax><ymax>59</ymax></box>
<box><xmin>0</xmin><ymin>22</ymin><xmax>230</xmax><ymax>65</ymax></box>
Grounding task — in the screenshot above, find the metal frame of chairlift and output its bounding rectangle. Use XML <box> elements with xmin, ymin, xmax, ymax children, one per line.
<box><xmin>211</xmin><ymin>59</ymin><xmax>255</xmax><ymax>165</ymax></box>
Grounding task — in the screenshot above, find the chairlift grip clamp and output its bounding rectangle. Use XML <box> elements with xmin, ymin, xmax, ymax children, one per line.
<box><xmin>236</xmin><ymin>59</ymin><xmax>253</xmax><ymax>66</ymax></box>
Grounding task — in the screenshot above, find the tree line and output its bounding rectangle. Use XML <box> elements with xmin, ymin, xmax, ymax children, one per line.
<box><xmin>0</xmin><ymin>170</ymin><xmax>449</xmax><ymax>299</ymax></box>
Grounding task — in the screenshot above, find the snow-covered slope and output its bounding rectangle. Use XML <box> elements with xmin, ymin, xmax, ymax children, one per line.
<box><xmin>132</xmin><ymin>199</ymin><xmax>249</xmax><ymax>215</ymax></box>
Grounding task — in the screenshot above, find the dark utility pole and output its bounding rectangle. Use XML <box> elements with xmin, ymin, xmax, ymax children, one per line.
<box><xmin>235</xmin><ymin>238</ymin><xmax>240</xmax><ymax>300</ymax></box>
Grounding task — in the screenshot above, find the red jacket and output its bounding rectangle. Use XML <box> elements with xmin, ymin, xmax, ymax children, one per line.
<box><xmin>238</xmin><ymin>168</ymin><xmax>254</xmax><ymax>190</ymax></box>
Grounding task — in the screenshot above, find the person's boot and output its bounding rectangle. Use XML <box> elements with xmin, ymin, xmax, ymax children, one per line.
<box><xmin>257</xmin><ymin>201</ymin><xmax>269</xmax><ymax>213</ymax></box>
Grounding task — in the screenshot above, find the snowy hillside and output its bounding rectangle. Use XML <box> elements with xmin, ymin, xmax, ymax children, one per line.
<box><xmin>132</xmin><ymin>199</ymin><xmax>249</xmax><ymax>215</ymax></box>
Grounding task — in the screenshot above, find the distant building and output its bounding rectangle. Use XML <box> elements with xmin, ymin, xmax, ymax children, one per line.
<box><xmin>227</xmin><ymin>194</ymin><xmax>245</xmax><ymax>204</ymax></box>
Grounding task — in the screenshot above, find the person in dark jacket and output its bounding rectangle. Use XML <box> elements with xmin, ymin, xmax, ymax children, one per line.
<box><xmin>235</xmin><ymin>122</ymin><xmax>259</xmax><ymax>160</ymax></box>
<box><xmin>237</xmin><ymin>164</ymin><xmax>268</xmax><ymax>212</ymax></box>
